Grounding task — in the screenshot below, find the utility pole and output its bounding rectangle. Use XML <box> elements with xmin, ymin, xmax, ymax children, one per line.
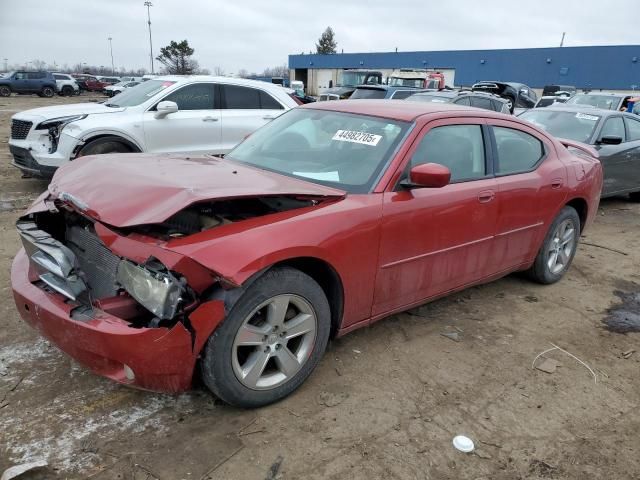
<box><xmin>559</xmin><ymin>32</ymin><xmax>566</xmax><ymax>47</ymax></box>
<box><xmin>144</xmin><ymin>1</ymin><xmax>154</xmax><ymax>74</ymax></box>
<box><xmin>108</xmin><ymin>36</ymin><xmax>115</xmax><ymax>74</ymax></box>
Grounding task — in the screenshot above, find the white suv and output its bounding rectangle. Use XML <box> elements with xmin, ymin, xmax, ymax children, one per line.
<box><xmin>9</xmin><ymin>76</ymin><xmax>300</xmax><ymax>178</ymax></box>
<box><xmin>53</xmin><ymin>73</ymin><xmax>80</xmax><ymax>96</ymax></box>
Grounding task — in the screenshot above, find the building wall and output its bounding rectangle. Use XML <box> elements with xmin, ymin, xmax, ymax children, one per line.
<box><xmin>289</xmin><ymin>45</ymin><xmax>640</xmax><ymax>91</ymax></box>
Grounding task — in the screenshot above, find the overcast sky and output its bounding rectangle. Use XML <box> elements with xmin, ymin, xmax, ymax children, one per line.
<box><xmin>1</xmin><ymin>0</ymin><xmax>638</xmax><ymax>74</ymax></box>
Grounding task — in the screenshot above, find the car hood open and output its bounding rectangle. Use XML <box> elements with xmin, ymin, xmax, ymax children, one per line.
<box><xmin>47</xmin><ymin>154</ymin><xmax>346</xmax><ymax>227</ymax></box>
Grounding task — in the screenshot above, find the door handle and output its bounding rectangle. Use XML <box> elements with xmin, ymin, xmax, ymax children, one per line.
<box><xmin>478</xmin><ymin>190</ymin><xmax>495</xmax><ymax>203</ymax></box>
<box><xmin>202</xmin><ymin>116</ymin><xmax>219</xmax><ymax>122</ymax></box>
<box><xmin>551</xmin><ymin>178</ymin><xmax>563</xmax><ymax>189</ymax></box>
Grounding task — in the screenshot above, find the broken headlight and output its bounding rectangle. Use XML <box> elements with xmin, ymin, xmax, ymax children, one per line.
<box><xmin>116</xmin><ymin>260</ymin><xmax>184</xmax><ymax>320</ymax></box>
<box><xmin>35</xmin><ymin>115</ymin><xmax>87</xmax><ymax>153</ymax></box>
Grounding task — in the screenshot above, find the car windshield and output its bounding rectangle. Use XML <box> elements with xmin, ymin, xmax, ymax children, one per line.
<box><xmin>406</xmin><ymin>94</ymin><xmax>452</xmax><ymax>103</ymax></box>
<box><xmin>350</xmin><ymin>88</ymin><xmax>386</xmax><ymax>99</ymax></box>
<box><xmin>341</xmin><ymin>72</ymin><xmax>370</xmax><ymax>87</ymax></box>
<box><xmin>519</xmin><ymin>110</ymin><xmax>601</xmax><ymax>143</ymax></box>
<box><xmin>566</xmin><ymin>95</ymin><xmax>621</xmax><ymax>110</ymax></box>
<box><xmin>105</xmin><ymin>79</ymin><xmax>177</xmax><ymax>107</ymax></box>
<box><xmin>389</xmin><ymin>78</ymin><xmax>424</xmax><ymax>88</ymax></box>
<box><xmin>227</xmin><ymin>109</ymin><xmax>410</xmax><ymax>193</ymax></box>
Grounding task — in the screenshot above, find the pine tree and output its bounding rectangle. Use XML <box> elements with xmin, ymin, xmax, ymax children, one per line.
<box><xmin>316</xmin><ymin>27</ymin><xmax>337</xmax><ymax>55</ymax></box>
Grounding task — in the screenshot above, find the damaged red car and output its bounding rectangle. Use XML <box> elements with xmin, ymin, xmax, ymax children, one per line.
<box><xmin>12</xmin><ymin>100</ymin><xmax>603</xmax><ymax>407</ymax></box>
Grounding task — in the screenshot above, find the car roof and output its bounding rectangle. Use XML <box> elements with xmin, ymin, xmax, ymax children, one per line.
<box><xmin>153</xmin><ymin>75</ymin><xmax>290</xmax><ymax>91</ymax></box>
<box><xmin>302</xmin><ymin>99</ymin><xmax>515</xmax><ymax>122</ymax></box>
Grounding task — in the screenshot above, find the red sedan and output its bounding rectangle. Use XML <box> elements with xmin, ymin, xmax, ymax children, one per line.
<box><xmin>11</xmin><ymin>100</ymin><xmax>602</xmax><ymax>407</ymax></box>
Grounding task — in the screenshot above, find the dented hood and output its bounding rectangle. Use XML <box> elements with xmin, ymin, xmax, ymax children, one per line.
<box><xmin>48</xmin><ymin>154</ymin><xmax>346</xmax><ymax>227</ymax></box>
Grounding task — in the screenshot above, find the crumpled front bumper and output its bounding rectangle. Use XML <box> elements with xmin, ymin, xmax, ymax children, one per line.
<box><xmin>12</xmin><ymin>249</ymin><xmax>226</xmax><ymax>392</ymax></box>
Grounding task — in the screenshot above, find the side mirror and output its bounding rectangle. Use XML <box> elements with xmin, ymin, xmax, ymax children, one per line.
<box><xmin>155</xmin><ymin>100</ymin><xmax>178</xmax><ymax>118</ymax></box>
<box><xmin>404</xmin><ymin>163</ymin><xmax>451</xmax><ymax>189</ymax></box>
<box><xmin>598</xmin><ymin>135</ymin><xmax>623</xmax><ymax>145</ymax></box>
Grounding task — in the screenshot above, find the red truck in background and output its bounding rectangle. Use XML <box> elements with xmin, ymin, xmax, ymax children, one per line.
<box><xmin>388</xmin><ymin>69</ymin><xmax>447</xmax><ymax>89</ymax></box>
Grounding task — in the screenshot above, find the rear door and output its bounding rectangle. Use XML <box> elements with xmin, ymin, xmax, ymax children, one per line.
<box><xmin>488</xmin><ymin>120</ymin><xmax>566</xmax><ymax>270</ymax></box>
<box><xmin>622</xmin><ymin>115</ymin><xmax>640</xmax><ymax>193</ymax></box>
<box><xmin>143</xmin><ymin>82</ymin><xmax>222</xmax><ymax>154</ymax></box>
<box><xmin>373</xmin><ymin>118</ymin><xmax>499</xmax><ymax>315</ymax></box>
<box><xmin>218</xmin><ymin>84</ymin><xmax>286</xmax><ymax>153</ymax></box>
<box><xmin>595</xmin><ymin>115</ymin><xmax>632</xmax><ymax>196</ymax></box>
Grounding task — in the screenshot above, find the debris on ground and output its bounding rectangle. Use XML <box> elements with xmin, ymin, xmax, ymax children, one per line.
<box><xmin>440</xmin><ymin>332</ymin><xmax>462</xmax><ymax>342</ymax></box>
<box><xmin>524</xmin><ymin>295</ymin><xmax>539</xmax><ymax>303</ymax></box>
<box><xmin>265</xmin><ymin>455</ymin><xmax>284</xmax><ymax>480</ymax></box>
<box><xmin>532</xmin><ymin>343</ymin><xmax>597</xmax><ymax>383</ymax></box>
<box><xmin>452</xmin><ymin>435</ymin><xmax>475</xmax><ymax>453</ymax></box>
<box><xmin>622</xmin><ymin>349</ymin><xmax>635</xmax><ymax>359</ymax></box>
<box><xmin>602</xmin><ymin>291</ymin><xmax>640</xmax><ymax>334</ymax></box>
<box><xmin>535</xmin><ymin>357</ymin><xmax>560</xmax><ymax>374</ymax></box>
<box><xmin>1</xmin><ymin>460</ymin><xmax>48</xmax><ymax>480</ymax></box>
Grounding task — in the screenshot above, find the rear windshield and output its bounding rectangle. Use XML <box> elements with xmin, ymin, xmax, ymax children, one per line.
<box><xmin>104</xmin><ymin>79</ymin><xmax>177</xmax><ymax>107</ymax></box>
<box><xmin>520</xmin><ymin>110</ymin><xmax>600</xmax><ymax>143</ymax></box>
<box><xmin>350</xmin><ymin>88</ymin><xmax>386</xmax><ymax>100</ymax></box>
<box><xmin>566</xmin><ymin>95</ymin><xmax>621</xmax><ymax>110</ymax></box>
<box><xmin>389</xmin><ymin>78</ymin><xmax>424</xmax><ymax>88</ymax></box>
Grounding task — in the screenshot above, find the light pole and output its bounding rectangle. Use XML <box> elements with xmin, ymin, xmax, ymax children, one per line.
<box><xmin>144</xmin><ymin>1</ymin><xmax>154</xmax><ymax>74</ymax></box>
<box><xmin>108</xmin><ymin>36</ymin><xmax>115</xmax><ymax>74</ymax></box>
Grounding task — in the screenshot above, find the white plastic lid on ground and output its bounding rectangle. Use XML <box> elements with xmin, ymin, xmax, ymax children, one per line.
<box><xmin>452</xmin><ymin>435</ymin><xmax>475</xmax><ymax>453</ymax></box>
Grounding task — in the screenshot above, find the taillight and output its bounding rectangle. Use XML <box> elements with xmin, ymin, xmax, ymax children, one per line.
<box><xmin>289</xmin><ymin>93</ymin><xmax>304</xmax><ymax>106</ymax></box>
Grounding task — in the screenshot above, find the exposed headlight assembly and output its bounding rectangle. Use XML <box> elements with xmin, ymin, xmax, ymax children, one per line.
<box><xmin>35</xmin><ymin>115</ymin><xmax>87</xmax><ymax>153</ymax></box>
<box><xmin>116</xmin><ymin>259</ymin><xmax>185</xmax><ymax>320</ymax></box>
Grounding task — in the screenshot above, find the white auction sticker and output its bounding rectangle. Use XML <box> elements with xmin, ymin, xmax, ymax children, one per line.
<box><xmin>332</xmin><ymin>130</ymin><xmax>382</xmax><ymax>146</ymax></box>
<box><xmin>575</xmin><ymin>113</ymin><xmax>599</xmax><ymax>121</ymax></box>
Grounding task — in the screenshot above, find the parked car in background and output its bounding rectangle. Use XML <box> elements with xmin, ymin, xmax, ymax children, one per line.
<box><xmin>103</xmin><ymin>81</ymin><xmax>140</xmax><ymax>97</ymax></box>
<box><xmin>534</xmin><ymin>96</ymin><xmax>569</xmax><ymax>108</ymax></box>
<box><xmin>318</xmin><ymin>69</ymin><xmax>383</xmax><ymax>101</ymax></box>
<box><xmin>9</xmin><ymin>76</ymin><xmax>300</xmax><ymax>177</ymax></box>
<box><xmin>0</xmin><ymin>71</ymin><xmax>57</xmax><ymax>98</ymax></box>
<box><xmin>11</xmin><ymin>99</ymin><xmax>602</xmax><ymax>407</ymax></box>
<box><xmin>84</xmin><ymin>76</ymin><xmax>110</xmax><ymax>92</ymax></box>
<box><xmin>388</xmin><ymin>69</ymin><xmax>447</xmax><ymax>89</ymax></box>
<box><xmin>472</xmin><ymin>81</ymin><xmax>537</xmax><ymax>112</ymax></box>
<box><xmin>406</xmin><ymin>90</ymin><xmax>510</xmax><ymax>113</ymax></box>
<box><xmin>542</xmin><ymin>85</ymin><xmax>577</xmax><ymax>98</ymax></box>
<box><xmin>565</xmin><ymin>92</ymin><xmax>633</xmax><ymax>111</ymax></box>
<box><xmin>350</xmin><ymin>85</ymin><xmax>428</xmax><ymax>100</ymax></box>
<box><xmin>53</xmin><ymin>73</ymin><xmax>80</xmax><ymax>96</ymax></box>
<box><xmin>97</xmin><ymin>76</ymin><xmax>121</xmax><ymax>86</ymax></box>
<box><xmin>119</xmin><ymin>76</ymin><xmax>142</xmax><ymax>83</ymax></box>
<box><xmin>520</xmin><ymin>106</ymin><xmax>640</xmax><ymax>199</ymax></box>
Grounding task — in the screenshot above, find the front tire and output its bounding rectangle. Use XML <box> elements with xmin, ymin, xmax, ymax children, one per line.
<box><xmin>0</xmin><ymin>85</ymin><xmax>10</xmax><ymax>97</ymax></box>
<box><xmin>504</xmin><ymin>95</ymin><xmax>515</xmax><ymax>113</ymax></box>
<box><xmin>528</xmin><ymin>206</ymin><xmax>580</xmax><ymax>284</ymax></box>
<box><xmin>201</xmin><ymin>267</ymin><xmax>331</xmax><ymax>408</ymax></box>
<box><xmin>77</xmin><ymin>137</ymin><xmax>133</xmax><ymax>157</ymax></box>
<box><xmin>41</xmin><ymin>86</ymin><xmax>55</xmax><ymax>98</ymax></box>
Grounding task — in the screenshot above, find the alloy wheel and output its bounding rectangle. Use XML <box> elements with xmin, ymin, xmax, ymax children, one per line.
<box><xmin>232</xmin><ymin>294</ymin><xmax>317</xmax><ymax>390</ymax></box>
<box><xmin>547</xmin><ymin>219</ymin><xmax>576</xmax><ymax>275</ymax></box>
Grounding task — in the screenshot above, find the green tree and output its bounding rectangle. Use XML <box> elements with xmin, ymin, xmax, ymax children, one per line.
<box><xmin>156</xmin><ymin>40</ymin><xmax>197</xmax><ymax>74</ymax></box>
<box><xmin>316</xmin><ymin>27</ymin><xmax>337</xmax><ymax>54</ymax></box>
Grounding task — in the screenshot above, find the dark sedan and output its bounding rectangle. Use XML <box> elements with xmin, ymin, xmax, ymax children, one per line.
<box><xmin>520</xmin><ymin>106</ymin><xmax>640</xmax><ymax>199</ymax></box>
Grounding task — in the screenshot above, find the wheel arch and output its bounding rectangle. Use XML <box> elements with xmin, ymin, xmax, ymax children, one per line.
<box><xmin>73</xmin><ymin>133</ymin><xmax>143</xmax><ymax>157</ymax></box>
<box><xmin>565</xmin><ymin>197</ymin><xmax>588</xmax><ymax>232</ymax></box>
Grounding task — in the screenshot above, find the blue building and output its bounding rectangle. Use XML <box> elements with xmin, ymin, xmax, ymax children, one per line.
<box><xmin>288</xmin><ymin>45</ymin><xmax>640</xmax><ymax>95</ymax></box>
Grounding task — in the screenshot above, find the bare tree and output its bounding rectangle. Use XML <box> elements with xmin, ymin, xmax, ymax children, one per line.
<box><xmin>237</xmin><ymin>69</ymin><xmax>249</xmax><ymax>78</ymax></box>
<box><xmin>213</xmin><ymin>66</ymin><xmax>225</xmax><ymax>76</ymax></box>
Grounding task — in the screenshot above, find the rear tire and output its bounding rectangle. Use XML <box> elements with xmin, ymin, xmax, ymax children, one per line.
<box><xmin>41</xmin><ymin>86</ymin><xmax>55</xmax><ymax>98</ymax></box>
<box><xmin>629</xmin><ymin>191</ymin><xmax>640</xmax><ymax>202</ymax></box>
<box><xmin>0</xmin><ymin>85</ymin><xmax>10</xmax><ymax>97</ymax></box>
<box><xmin>77</xmin><ymin>137</ymin><xmax>133</xmax><ymax>157</ymax></box>
<box><xmin>504</xmin><ymin>95</ymin><xmax>516</xmax><ymax>113</ymax></box>
<box><xmin>527</xmin><ymin>206</ymin><xmax>580</xmax><ymax>284</ymax></box>
<box><xmin>61</xmin><ymin>85</ymin><xmax>74</xmax><ymax>97</ymax></box>
<box><xmin>201</xmin><ymin>267</ymin><xmax>331</xmax><ymax>408</ymax></box>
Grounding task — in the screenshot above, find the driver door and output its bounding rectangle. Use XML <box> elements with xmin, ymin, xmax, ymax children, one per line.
<box><xmin>373</xmin><ymin>119</ymin><xmax>499</xmax><ymax>316</ymax></box>
<box><xmin>143</xmin><ymin>82</ymin><xmax>222</xmax><ymax>154</ymax></box>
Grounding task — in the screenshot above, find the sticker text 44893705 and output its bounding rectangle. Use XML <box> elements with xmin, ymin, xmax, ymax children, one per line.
<box><xmin>332</xmin><ymin>130</ymin><xmax>382</xmax><ymax>146</ymax></box>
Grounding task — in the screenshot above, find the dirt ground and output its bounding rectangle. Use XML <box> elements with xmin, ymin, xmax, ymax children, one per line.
<box><xmin>1</xmin><ymin>95</ymin><xmax>639</xmax><ymax>480</ymax></box>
